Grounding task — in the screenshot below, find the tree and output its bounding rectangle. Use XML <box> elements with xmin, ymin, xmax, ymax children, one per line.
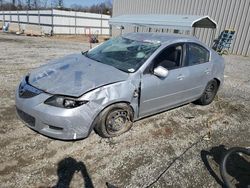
<box><xmin>58</xmin><ymin>0</ymin><xmax>63</xmax><ymax>8</ymax></box>
<box><xmin>17</xmin><ymin>0</ymin><xmax>22</xmax><ymax>9</ymax></box>
<box><xmin>70</xmin><ymin>0</ymin><xmax>112</xmax><ymax>15</ymax></box>
<box><xmin>0</xmin><ymin>0</ymin><xmax>3</xmax><ymax>10</ymax></box>
<box><xmin>0</xmin><ymin>0</ymin><xmax>112</xmax><ymax>12</ymax></box>
<box><xmin>27</xmin><ymin>0</ymin><xmax>31</xmax><ymax>9</ymax></box>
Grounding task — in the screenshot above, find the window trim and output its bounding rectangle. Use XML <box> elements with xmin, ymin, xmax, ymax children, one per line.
<box><xmin>185</xmin><ymin>42</ymin><xmax>211</xmax><ymax>67</ymax></box>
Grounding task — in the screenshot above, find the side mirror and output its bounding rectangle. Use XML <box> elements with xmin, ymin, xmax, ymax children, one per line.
<box><xmin>153</xmin><ymin>66</ymin><xmax>169</xmax><ymax>78</ymax></box>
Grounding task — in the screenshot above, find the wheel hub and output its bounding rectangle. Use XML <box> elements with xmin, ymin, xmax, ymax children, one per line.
<box><xmin>106</xmin><ymin>110</ymin><xmax>129</xmax><ymax>132</ymax></box>
<box><xmin>205</xmin><ymin>83</ymin><xmax>215</xmax><ymax>100</ymax></box>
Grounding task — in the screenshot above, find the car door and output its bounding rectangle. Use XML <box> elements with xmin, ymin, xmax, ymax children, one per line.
<box><xmin>139</xmin><ymin>43</ymin><xmax>191</xmax><ymax>117</ymax></box>
<box><xmin>184</xmin><ymin>43</ymin><xmax>213</xmax><ymax>97</ymax></box>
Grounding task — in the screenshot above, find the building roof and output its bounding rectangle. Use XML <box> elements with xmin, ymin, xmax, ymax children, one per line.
<box><xmin>109</xmin><ymin>14</ymin><xmax>217</xmax><ymax>30</ymax></box>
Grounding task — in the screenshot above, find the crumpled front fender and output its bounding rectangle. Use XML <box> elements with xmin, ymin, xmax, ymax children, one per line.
<box><xmin>80</xmin><ymin>75</ymin><xmax>141</xmax><ymax>121</ymax></box>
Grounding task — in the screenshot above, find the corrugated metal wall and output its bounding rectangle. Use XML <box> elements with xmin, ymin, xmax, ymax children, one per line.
<box><xmin>113</xmin><ymin>0</ymin><xmax>250</xmax><ymax>56</ymax></box>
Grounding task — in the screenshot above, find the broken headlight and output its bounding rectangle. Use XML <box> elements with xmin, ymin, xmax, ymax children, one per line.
<box><xmin>44</xmin><ymin>95</ymin><xmax>88</xmax><ymax>109</ymax></box>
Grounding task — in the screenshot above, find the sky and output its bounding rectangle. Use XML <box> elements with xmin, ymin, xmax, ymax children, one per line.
<box><xmin>64</xmin><ymin>0</ymin><xmax>107</xmax><ymax>7</ymax></box>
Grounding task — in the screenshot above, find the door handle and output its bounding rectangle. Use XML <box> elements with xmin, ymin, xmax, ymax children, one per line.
<box><xmin>177</xmin><ymin>75</ymin><xmax>185</xmax><ymax>80</ymax></box>
<box><xmin>205</xmin><ymin>69</ymin><xmax>211</xmax><ymax>75</ymax></box>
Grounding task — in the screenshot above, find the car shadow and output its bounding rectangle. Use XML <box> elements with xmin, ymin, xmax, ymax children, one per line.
<box><xmin>201</xmin><ymin>145</ymin><xmax>250</xmax><ymax>188</ymax></box>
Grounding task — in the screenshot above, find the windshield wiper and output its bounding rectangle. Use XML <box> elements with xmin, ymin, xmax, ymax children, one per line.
<box><xmin>81</xmin><ymin>51</ymin><xmax>88</xmax><ymax>55</ymax></box>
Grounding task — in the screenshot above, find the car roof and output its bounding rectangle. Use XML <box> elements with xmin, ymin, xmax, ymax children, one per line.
<box><xmin>122</xmin><ymin>32</ymin><xmax>200</xmax><ymax>45</ymax></box>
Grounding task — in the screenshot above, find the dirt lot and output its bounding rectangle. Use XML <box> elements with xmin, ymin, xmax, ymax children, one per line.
<box><xmin>0</xmin><ymin>33</ymin><xmax>249</xmax><ymax>188</ymax></box>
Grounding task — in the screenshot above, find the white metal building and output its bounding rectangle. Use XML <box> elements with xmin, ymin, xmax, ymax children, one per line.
<box><xmin>0</xmin><ymin>9</ymin><xmax>110</xmax><ymax>35</ymax></box>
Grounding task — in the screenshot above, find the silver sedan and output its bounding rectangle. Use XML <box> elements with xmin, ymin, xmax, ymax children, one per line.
<box><xmin>15</xmin><ymin>32</ymin><xmax>225</xmax><ymax>140</ymax></box>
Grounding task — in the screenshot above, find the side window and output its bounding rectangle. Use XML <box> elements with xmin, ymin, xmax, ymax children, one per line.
<box><xmin>153</xmin><ymin>44</ymin><xmax>183</xmax><ymax>70</ymax></box>
<box><xmin>187</xmin><ymin>43</ymin><xmax>210</xmax><ymax>66</ymax></box>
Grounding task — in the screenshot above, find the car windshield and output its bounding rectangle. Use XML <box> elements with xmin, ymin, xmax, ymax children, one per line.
<box><xmin>85</xmin><ymin>36</ymin><xmax>161</xmax><ymax>73</ymax></box>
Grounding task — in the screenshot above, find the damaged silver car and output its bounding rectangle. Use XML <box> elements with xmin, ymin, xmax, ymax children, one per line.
<box><xmin>15</xmin><ymin>32</ymin><xmax>225</xmax><ymax>140</ymax></box>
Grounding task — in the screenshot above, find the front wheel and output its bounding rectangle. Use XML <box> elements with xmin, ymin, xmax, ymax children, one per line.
<box><xmin>194</xmin><ymin>80</ymin><xmax>219</xmax><ymax>105</ymax></box>
<box><xmin>94</xmin><ymin>103</ymin><xmax>134</xmax><ymax>138</ymax></box>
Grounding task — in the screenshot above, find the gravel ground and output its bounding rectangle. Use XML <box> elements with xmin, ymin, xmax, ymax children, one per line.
<box><xmin>0</xmin><ymin>33</ymin><xmax>249</xmax><ymax>188</ymax></box>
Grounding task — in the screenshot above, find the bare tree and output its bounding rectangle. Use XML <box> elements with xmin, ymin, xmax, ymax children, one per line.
<box><xmin>58</xmin><ymin>0</ymin><xmax>63</xmax><ymax>8</ymax></box>
<box><xmin>17</xmin><ymin>0</ymin><xmax>22</xmax><ymax>9</ymax></box>
<box><xmin>40</xmin><ymin>0</ymin><xmax>48</xmax><ymax>9</ymax></box>
<box><xmin>12</xmin><ymin>0</ymin><xmax>16</xmax><ymax>9</ymax></box>
<box><xmin>70</xmin><ymin>0</ymin><xmax>112</xmax><ymax>15</ymax></box>
<box><xmin>0</xmin><ymin>0</ymin><xmax>112</xmax><ymax>12</ymax></box>
<box><xmin>0</xmin><ymin>0</ymin><xmax>3</xmax><ymax>10</ymax></box>
<box><xmin>27</xmin><ymin>0</ymin><xmax>31</xmax><ymax>9</ymax></box>
<box><xmin>33</xmin><ymin>0</ymin><xmax>37</xmax><ymax>9</ymax></box>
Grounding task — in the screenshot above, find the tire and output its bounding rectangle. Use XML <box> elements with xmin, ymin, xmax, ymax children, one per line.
<box><xmin>194</xmin><ymin>79</ymin><xmax>219</xmax><ymax>105</ymax></box>
<box><xmin>94</xmin><ymin>103</ymin><xmax>134</xmax><ymax>138</ymax></box>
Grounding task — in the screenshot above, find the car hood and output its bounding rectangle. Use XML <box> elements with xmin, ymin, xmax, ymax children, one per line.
<box><xmin>28</xmin><ymin>53</ymin><xmax>129</xmax><ymax>97</ymax></box>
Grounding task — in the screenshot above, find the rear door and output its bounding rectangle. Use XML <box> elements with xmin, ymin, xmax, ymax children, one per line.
<box><xmin>184</xmin><ymin>43</ymin><xmax>213</xmax><ymax>97</ymax></box>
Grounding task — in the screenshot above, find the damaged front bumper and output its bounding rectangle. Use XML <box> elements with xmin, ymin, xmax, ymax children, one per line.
<box><xmin>15</xmin><ymin>80</ymin><xmax>98</xmax><ymax>140</ymax></box>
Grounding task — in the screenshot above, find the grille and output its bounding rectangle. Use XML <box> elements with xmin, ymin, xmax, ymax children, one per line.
<box><xmin>16</xmin><ymin>108</ymin><xmax>35</xmax><ymax>127</ymax></box>
<box><xmin>19</xmin><ymin>83</ymin><xmax>42</xmax><ymax>98</ymax></box>
<box><xmin>19</xmin><ymin>89</ymin><xmax>40</xmax><ymax>98</ymax></box>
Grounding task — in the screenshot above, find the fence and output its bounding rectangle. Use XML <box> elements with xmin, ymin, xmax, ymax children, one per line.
<box><xmin>0</xmin><ymin>9</ymin><xmax>111</xmax><ymax>35</ymax></box>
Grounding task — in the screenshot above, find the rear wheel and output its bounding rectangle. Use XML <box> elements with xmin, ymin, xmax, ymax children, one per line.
<box><xmin>94</xmin><ymin>103</ymin><xmax>134</xmax><ymax>138</ymax></box>
<box><xmin>194</xmin><ymin>79</ymin><xmax>218</xmax><ymax>105</ymax></box>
